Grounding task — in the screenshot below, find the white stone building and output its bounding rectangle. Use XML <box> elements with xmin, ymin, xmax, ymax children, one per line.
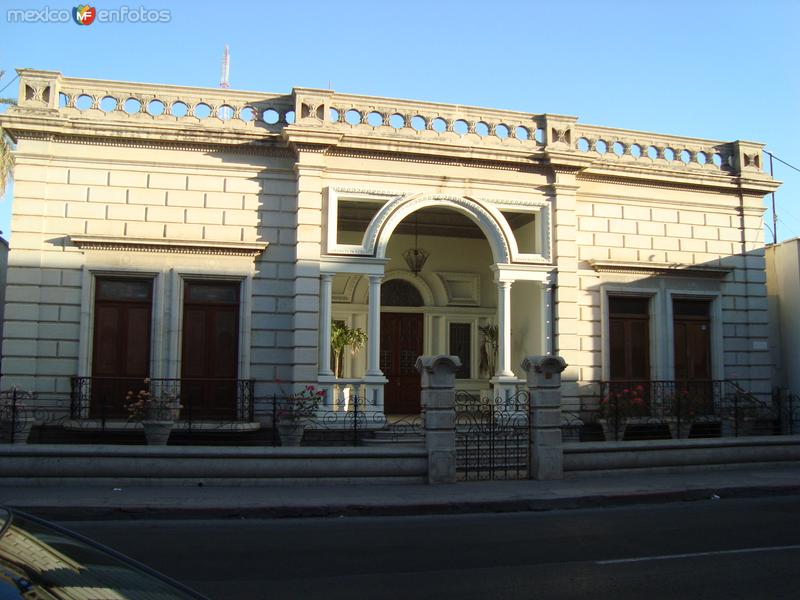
<box><xmin>0</xmin><ymin>69</ymin><xmax>779</xmax><ymax>428</ymax></box>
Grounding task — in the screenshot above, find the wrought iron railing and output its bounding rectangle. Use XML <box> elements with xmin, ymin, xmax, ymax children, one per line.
<box><xmin>263</xmin><ymin>391</ymin><xmax>422</xmax><ymax>447</ymax></box>
<box><xmin>70</xmin><ymin>376</ymin><xmax>255</xmax><ymax>425</ymax></box>
<box><xmin>592</xmin><ymin>380</ymin><xmax>781</xmax><ymax>441</ymax></box>
<box><xmin>455</xmin><ymin>390</ymin><xmax>530</xmax><ymax>480</ymax></box>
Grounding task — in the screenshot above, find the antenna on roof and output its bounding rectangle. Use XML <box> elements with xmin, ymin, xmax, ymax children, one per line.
<box><xmin>219</xmin><ymin>45</ymin><xmax>230</xmax><ymax>89</ymax></box>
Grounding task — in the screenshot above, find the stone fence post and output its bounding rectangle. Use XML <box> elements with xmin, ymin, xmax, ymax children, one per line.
<box><xmin>522</xmin><ymin>355</ymin><xmax>567</xmax><ymax>480</ymax></box>
<box><xmin>416</xmin><ymin>355</ymin><xmax>461</xmax><ymax>484</ymax></box>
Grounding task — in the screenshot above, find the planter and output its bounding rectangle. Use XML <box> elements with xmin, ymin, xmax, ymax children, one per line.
<box><xmin>141</xmin><ymin>420</ymin><xmax>174</xmax><ymax>445</ymax></box>
<box><xmin>665</xmin><ymin>417</ymin><xmax>693</xmax><ymax>439</ymax></box>
<box><xmin>0</xmin><ymin>417</ymin><xmax>32</xmax><ymax>444</ymax></box>
<box><xmin>597</xmin><ymin>418</ymin><xmax>627</xmax><ymax>441</ymax></box>
<box><xmin>277</xmin><ymin>421</ymin><xmax>306</xmax><ymax>446</ymax></box>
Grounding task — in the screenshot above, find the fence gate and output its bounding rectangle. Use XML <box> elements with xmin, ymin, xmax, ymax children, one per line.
<box><xmin>455</xmin><ymin>390</ymin><xmax>530</xmax><ymax>480</ymax></box>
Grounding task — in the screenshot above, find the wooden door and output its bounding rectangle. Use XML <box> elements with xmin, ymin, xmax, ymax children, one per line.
<box><xmin>181</xmin><ymin>281</ymin><xmax>240</xmax><ymax>420</ymax></box>
<box><xmin>381</xmin><ymin>312</ymin><xmax>423</xmax><ymax>414</ymax></box>
<box><xmin>91</xmin><ymin>278</ymin><xmax>152</xmax><ymax>418</ymax></box>
<box><xmin>673</xmin><ymin>300</ymin><xmax>711</xmax><ymax>381</ymax></box>
<box><xmin>608</xmin><ymin>296</ymin><xmax>650</xmax><ymax>382</ymax></box>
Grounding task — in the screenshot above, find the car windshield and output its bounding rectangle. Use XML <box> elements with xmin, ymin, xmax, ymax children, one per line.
<box><xmin>0</xmin><ymin>508</ymin><xmax>204</xmax><ymax>599</ymax></box>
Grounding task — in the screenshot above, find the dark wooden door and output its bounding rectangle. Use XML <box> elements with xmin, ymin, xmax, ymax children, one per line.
<box><xmin>609</xmin><ymin>296</ymin><xmax>650</xmax><ymax>381</ymax></box>
<box><xmin>673</xmin><ymin>300</ymin><xmax>711</xmax><ymax>381</ymax></box>
<box><xmin>381</xmin><ymin>312</ymin><xmax>423</xmax><ymax>414</ymax></box>
<box><xmin>181</xmin><ymin>281</ymin><xmax>240</xmax><ymax>420</ymax></box>
<box><xmin>91</xmin><ymin>278</ymin><xmax>152</xmax><ymax>418</ymax></box>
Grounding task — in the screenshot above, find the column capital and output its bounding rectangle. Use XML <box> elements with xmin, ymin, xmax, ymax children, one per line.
<box><xmin>320</xmin><ymin>272</ymin><xmax>334</xmax><ymax>283</ymax></box>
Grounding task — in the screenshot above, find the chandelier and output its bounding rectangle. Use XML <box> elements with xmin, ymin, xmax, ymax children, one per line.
<box><xmin>403</xmin><ymin>214</ymin><xmax>429</xmax><ymax>276</ymax></box>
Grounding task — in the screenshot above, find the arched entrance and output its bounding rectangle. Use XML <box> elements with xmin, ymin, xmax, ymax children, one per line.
<box><xmin>380</xmin><ymin>279</ymin><xmax>424</xmax><ymax>414</ymax></box>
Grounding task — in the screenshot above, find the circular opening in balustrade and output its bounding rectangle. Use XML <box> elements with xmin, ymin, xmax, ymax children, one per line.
<box><xmin>75</xmin><ymin>94</ymin><xmax>93</xmax><ymax>111</ymax></box>
<box><xmin>240</xmin><ymin>106</ymin><xmax>255</xmax><ymax>122</ymax></box>
<box><xmin>262</xmin><ymin>108</ymin><xmax>279</xmax><ymax>124</ymax></box>
<box><xmin>576</xmin><ymin>137</ymin><xmax>590</xmax><ymax>152</ymax></box>
<box><xmin>647</xmin><ymin>145</ymin><xmax>659</xmax><ymax>159</ymax></box>
<box><xmin>389</xmin><ymin>113</ymin><xmax>405</xmax><ymax>129</ymax></box>
<box><xmin>712</xmin><ymin>153</ymin><xmax>722</xmax><ymax>167</ymax></box>
<box><xmin>147</xmin><ymin>99</ymin><xmax>165</xmax><ymax>116</ymax></box>
<box><xmin>595</xmin><ymin>140</ymin><xmax>608</xmax><ymax>154</ymax></box>
<box><xmin>123</xmin><ymin>98</ymin><xmax>141</xmax><ymax>114</ymax></box>
<box><xmin>432</xmin><ymin>117</ymin><xmax>447</xmax><ymax>133</ymax></box>
<box><xmin>475</xmin><ymin>121</ymin><xmax>489</xmax><ymax>137</ymax></box>
<box><xmin>696</xmin><ymin>151</ymin><xmax>707</xmax><ymax>164</ymax></box>
<box><xmin>284</xmin><ymin>110</ymin><xmax>295</xmax><ymax>124</ymax></box>
<box><xmin>193</xmin><ymin>103</ymin><xmax>212</xmax><ymax>119</ymax></box>
<box><xmin>344</xmin><ymin>109</ymin><xmax>361</xmax><ymax>125</ymax></box>
<box><xmin>99</xmin><ymin>96</ymin><xmax>117</xmax><ymax>112</ymax></box>
<box><xmin>58</xmin><ymin>93</ymin><xmax>69</xmax><ymax>108</ymax></box>
<box><xmin>453</xmin><ymin>119</ymin><xmax>469</xmax><ymax>135</ymax></box>
<box><xmin>663</xmin><ymin>147</ymin><xmax>675</xmax><ymax>161</ymax></box>
<box><xmin>680</xmin><ymin>149</ymin><xmax>691</xmax><ymax>163</ymax></box>
<box><xmin>329</xmin><ymin>107</ymin><xmax>340</xmax><ymax>122</ymax></box>
<box><xmin>170</xmin><ymin>101</ymin><xmax>188</xmax><ymax>117</ymax></box>
<box><xmin>534</xmin><ymin>128</ymin><xmax>544</xmax><ymax>143</ymax></box>
<box><xmin>495</xmin><ymin>124</ymin><xmax>509</xmax><ymax>139</ymax></box>
<box><xmin>630</xmin><ymin>143</ymin><xmax>642</xmax><ymax>157</ymax></box>
<box><xmin>515</xmin><ymin>126</ymin><xmax>529</xmax><ymax>140</ymax></box>
<box><xmin>411</xmin><ymin>115</ymin><xmax>427</xmax><ymax>131</ymax></box>
<box><xmin>217</xmin><ymin>105</ymin><xmax>234</xmax><ymax>120</ymax></box>
<box><xmin>612</xmin><ymin>142</ymin><xmax>624</xmax><ymax>156</ymax></box>
<box><xmin>367</xmin><ymin>111</ymin><xmax>383</xmax><ymax>127</ymax></box>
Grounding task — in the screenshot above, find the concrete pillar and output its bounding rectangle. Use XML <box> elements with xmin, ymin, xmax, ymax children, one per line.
<box><xmin>496</xmin><ymin>280</ymin><xmax>514</xmax><ymax>377</ymax></box>
<box><xmin>416</xmin><ymin>355</ymin><xmax>461</xmax><ymax>484</ymax></box>
<box><xmin>318</xmin><ymin>273</ymin><xmax>334</xmax><ymax>377</ymax></box>
<box><xmin>366</xmin><ymin>275</ymin><xmax>383</xmax><ymax>376</ymax></box>
<box><xmin>522</xmin><ymin>355</ymin><xmax>567</xmax><ymax>480</ymax></box>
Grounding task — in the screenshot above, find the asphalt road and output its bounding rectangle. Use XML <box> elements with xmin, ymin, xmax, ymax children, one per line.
<box><xmin>60</xmin><ymin>496</ymin><xmax>800</xmax><ymax>599</ymax></box>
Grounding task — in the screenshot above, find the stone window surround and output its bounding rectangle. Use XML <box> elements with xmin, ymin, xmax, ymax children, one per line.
<box><xmin>78</xmin><ymin>266</ymin><xmax>254</xmax><ymax>381</ymax></box>
<box><xmin>600</xmin><ymin>283</ymin><xmax>724</xmax><ymax>382</ymax></box>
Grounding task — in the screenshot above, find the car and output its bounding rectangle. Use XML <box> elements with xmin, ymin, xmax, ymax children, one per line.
<box><xmin>0</xmin><ymin>506</ymin><xmax>208</xmax><ymax>599</ymax></box>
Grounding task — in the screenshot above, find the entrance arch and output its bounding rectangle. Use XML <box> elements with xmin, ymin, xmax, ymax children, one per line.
<box><xmin>365</xmin><ymin>194</ymin><xmax>518</xmax><ymax>265</ymax></box>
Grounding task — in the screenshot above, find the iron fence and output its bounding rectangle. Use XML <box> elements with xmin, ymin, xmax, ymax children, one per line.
<box><xmin>591</xmin><ymin>380</ymin><xmax>782</xmax><ymax>441</ymax></box>
<box><xmin>263</xmin><ymin>393</ymin><xmax>423</xmax><ymax>447</ymax></box>
<box><xmin>70</xmin><ymin>376</ymin><xmax>255</xmax><ymax>427</ymax></box>
<box><xmin>455</xmin><ymin>390</ymin><xmax>530</xmax><ymax>480</ymax></box>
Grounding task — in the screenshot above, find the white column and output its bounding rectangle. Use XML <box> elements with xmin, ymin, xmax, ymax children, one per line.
<box><xmin>318</xmin><ymin>273</ymin><xmax>334</xmax><ymax>377</ymax></box>
<box><xmin>366</xmin><ymin>275</ymin><xmax>383</xmax><ymax>376</ymax></box>
<box><xmin>497</xmin><ymin>280</ymin><xmax>514</xmax><ymax>377</ymax></box>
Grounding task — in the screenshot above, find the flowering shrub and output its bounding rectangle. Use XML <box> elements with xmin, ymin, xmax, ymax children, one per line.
<box><xmin>275</xmin><ymin>382</ymin><xmax>325</xmax><ymax>423</ymax></box>
<box><xmin>598</xmin><ymin>385</ymin><xmax>649</xmax><ymax>419</ymax></box>
<box><xmin>672</xmin><ymin>388</ymin><xmax>713</xmax><ymax>419</ymax></box>
<box><xmin>125</xmin><ymin>379</ymin><xmax>181</xmax><ymax>422</ymax></box>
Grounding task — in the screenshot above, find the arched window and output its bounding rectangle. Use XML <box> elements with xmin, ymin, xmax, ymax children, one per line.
<box><xmin>381</xmin><ymin>279</ymin><xmax>424</xmax><ymax>307</ymax></box>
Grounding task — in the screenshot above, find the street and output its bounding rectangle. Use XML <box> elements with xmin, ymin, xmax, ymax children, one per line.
<box><xmin>61</xmin><ymin>496</ymin><xmax>800</xmax><ymax>599</ymax></box>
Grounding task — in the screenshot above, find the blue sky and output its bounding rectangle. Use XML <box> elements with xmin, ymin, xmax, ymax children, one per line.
<box><xmin>1</xmin><ymin>0</ymin><xmax>798</xmax><ymax>241</ymax></box>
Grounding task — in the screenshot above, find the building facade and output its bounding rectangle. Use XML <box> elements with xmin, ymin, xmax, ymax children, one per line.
<box><xmin>0</xmin><ymin>69</ymin><xmax>779</xmax><ymax>427</ymax></box>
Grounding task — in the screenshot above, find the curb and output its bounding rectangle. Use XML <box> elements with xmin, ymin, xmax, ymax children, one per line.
<box><xmin>9</xmin><ymin>484</ymin><xmax>800</xmax><ymax>521</ymax></box>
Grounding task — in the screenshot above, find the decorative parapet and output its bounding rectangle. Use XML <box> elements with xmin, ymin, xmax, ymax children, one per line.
<box><xmin>15</xmin><ymin>68</ymin><xmax>294</xmax><ymax>132</ymax></box>
<box><xmin>7</xmin><ymin>69</ymin><xmax>776</xmax><ymax>184</ymax></box>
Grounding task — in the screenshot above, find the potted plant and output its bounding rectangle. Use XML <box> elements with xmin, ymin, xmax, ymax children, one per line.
<box><xmin>478</xmin><ymin>324</ymin><xmax>498</xmax><ymax>378</ymax></box>
<box><xmin>125</xmin><ymin>379</ymin><xmax>181</xmax><ymax>445</ymax></box>
<box><xmin>276</xmin><ymin>384</ymin><xmax>325</xmax><ymax>446</ymax></box>
<box><xmin>330</xmin><ymin>321</ymin><xmax>367</xmax><ymax>409</ymax></box>
<box><xmin>597</xmin><ymin>385</ymin><xmax>649</xmax><ymax>441</ymax></box>
<box><xmin>0</xmin><ymin>387</ymin><xmax>34</xmax><ymax>444</ymax></box>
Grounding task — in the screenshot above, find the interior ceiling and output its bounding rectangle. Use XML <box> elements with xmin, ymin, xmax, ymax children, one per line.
<box><xmin>337</xmin><ymin>202</ymin><xmax>534</xmax><ymax>239</ymax></box>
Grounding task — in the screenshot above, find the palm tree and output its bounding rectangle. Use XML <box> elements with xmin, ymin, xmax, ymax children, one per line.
<box><xmin>0</xmin><ymin>69</ymin><xmax>16</xmax><ymax>199</ymax></box>
<box><xmin>0</xmin><ymin>126</ymin><xmax>12</xmax><ymax>198</ymax></box>
<box><xmin>330</xmin><ymin>321</ymin><xmax>368</xmax><ymax>378</ymax></box>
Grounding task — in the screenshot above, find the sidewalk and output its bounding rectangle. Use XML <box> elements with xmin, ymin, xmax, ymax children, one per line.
<box><xmin>1</xmin><ymin>465</ymin><xmax>799</xmax><ymax>520</ymax></box>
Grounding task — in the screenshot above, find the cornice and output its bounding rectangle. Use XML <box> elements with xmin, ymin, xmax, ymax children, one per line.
<box><xmin>587</xmin><ymin>259</ymin><xmax>733</xmax><ymax>278</ymax></box>
<box><xmin>70</xmin><ymin>235</ymin><xmax>267</xmax><ymax>257</ymax></box>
